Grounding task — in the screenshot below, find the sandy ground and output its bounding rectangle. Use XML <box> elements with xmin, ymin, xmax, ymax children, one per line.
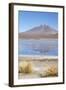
<box><xmin>18</xmin><ymin>57</ymin><xmax>58</xmax><ymax>79</ymax></box>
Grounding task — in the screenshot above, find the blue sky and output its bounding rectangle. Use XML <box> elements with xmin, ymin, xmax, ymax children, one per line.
<box><xmin>18</xmin><ymin>11</ymin><xmax>58</xmax><ymax>32</ymax></box>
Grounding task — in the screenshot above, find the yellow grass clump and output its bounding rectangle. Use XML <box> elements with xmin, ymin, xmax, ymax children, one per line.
<box><xmin>45</xmin><ymin>65</ymin><xmax>58</xmax><ymax>76</ymax></box>
<box><xmin>40</xmin><ymin>65</ymin><xmax>58</xmax><ymax>77</ymax></box>
<box><xmin>19</xmin><ymin>61</ymin><xmax>33</xmax><ymax>74</ymax></box>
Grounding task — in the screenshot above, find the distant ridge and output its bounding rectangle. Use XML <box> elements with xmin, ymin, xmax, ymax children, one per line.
<box><xmin>19</xmin><ymin>24</ymin><xmax>58</xmax><ymax>39</ymax></box>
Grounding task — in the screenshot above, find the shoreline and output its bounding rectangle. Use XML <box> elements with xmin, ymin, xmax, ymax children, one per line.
<box><xmin>19</xmin><ymin>38</ymin><xmax>58</xmax><ymax>40</ymax></box>
<box><xmin>18</xmin><ymin>55</ymin><xmax>58</xmax><ymax>61</ymax></box>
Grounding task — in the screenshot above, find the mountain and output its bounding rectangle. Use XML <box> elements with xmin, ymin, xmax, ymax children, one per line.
<box><xmin>19</xmin><ymin>24</ymin><xmax>58</xmax><ymax>39</ymax></box>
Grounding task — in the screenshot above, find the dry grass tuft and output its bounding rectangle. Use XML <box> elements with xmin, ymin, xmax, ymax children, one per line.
<box><xmin>45</xmin><ymin>65</ymin><xmax>58</xmax><ymax>76</ymax></box>
<box><xmin>40</xmin><ymin>65</ymin><xmax>58</xmax><ymax>77</ymax></box>
<box><xmin>19</xmin><ymin>61</ymin><xmax>33</xmax><ymax>74</ymax></box>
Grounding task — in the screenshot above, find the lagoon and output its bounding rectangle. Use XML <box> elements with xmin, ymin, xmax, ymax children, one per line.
<box><xmin>18</xmin><ymin>39</ymin><xmax>58</xmax><ymax>56</ymax></box>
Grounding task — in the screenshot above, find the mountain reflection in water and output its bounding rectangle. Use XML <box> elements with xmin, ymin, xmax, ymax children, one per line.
<box><xmin>18</xmin><ymin>39</ymin><xmax>58</xmax><ymax>56</ymax></box>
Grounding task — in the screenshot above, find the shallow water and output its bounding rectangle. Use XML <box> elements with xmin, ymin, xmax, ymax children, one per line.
<box><xmin>18</xmin><ymin>39</ymin><xmax>58</xmax><ymax>56</ymax></box>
